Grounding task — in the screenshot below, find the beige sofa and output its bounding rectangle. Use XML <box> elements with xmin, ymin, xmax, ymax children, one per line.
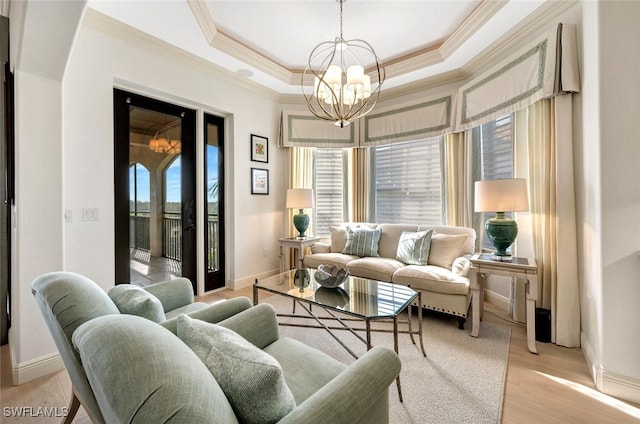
<box><xmin>303</xmin><ymin>224</ymin><xmax>476</xmax><ymax>330</ymax></box>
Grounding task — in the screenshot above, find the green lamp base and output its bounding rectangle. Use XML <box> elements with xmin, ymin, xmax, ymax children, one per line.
<box><xmin>485</xmin><ymin>212</ymin><xmax>518</xmax><ymax>257</ymax></box>
<box><xmin>293</xmin><ymin>209</ymin><xmax>309</xmax><ymax>238</ymax></box>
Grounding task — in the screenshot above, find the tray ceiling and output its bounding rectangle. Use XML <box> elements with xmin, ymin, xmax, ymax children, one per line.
<box><xmin>86</xmin><ymin>0</ymin><xmax>553</xmax><ymax>95</ymax></box>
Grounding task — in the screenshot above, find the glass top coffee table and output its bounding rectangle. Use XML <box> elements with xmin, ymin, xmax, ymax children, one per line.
<box><xmin>254</xmin><ymin>268</ymin><xmax>426</xmax><ymax>402</ymax></box>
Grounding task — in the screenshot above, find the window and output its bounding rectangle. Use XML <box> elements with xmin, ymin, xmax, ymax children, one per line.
<box><xmin>479</xmin><ymin>115</ymin><xmax>513</xmax><ymax>180</ymax></box>
<box><xmin>372</xmin><ymin>137</ymin><xmax>443</xmax><ymax>225</ymax></box>
<box><xmin>314</xmin><ymin>148</ymin><xmax>345</xmax><ymax>237</ymax></box>
<box><xmin>476</xmin><ymin>114</ymin><xmax>514</xmax><ymax>250</ymax></box>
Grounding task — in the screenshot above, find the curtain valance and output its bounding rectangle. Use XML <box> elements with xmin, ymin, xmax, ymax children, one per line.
<box><xmin>280</xmin><ymin>23</ymin><xmax>579</xmax><ymax>147</ymax></box>
<box><xmin>279</xmin><ymin>111</ymin><xmax>359</xmax><ymax>148</ymax></box>
<box><xmin>360</xmin><ymin>93</ymin><xmax>455</xmax><ymax>147</ymax></box>
<box><xmin>456</xmin><ymin>23</ymin><xmax>579</xmax><ymax>131</ymax></box>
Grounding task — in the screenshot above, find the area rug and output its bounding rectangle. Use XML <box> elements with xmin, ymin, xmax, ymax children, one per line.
<box><xmin>261</xmin><ymin>295</ymin><xmax>510</xmax><ymax>424</ymax></box>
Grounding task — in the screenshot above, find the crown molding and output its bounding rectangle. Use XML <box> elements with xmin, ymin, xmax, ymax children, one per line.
<box><xmin>462</xmin><ymin>0</ymin><xmax>579</xmax><ymax>78</ymax></box>
<box><xmin>440</xmin><ymin>0</ymin><xmax>509</xmax><ymax>60</ymax></box>
<box><xmin>187</xmin><ymin>0</ymin><xmax>506</xmax><ymax>89</ymax></box>
<box><xmin>189</xmin><ymin>0</ymin><xmax>292</xmax><ymax>85</ymax></box>
<box><xmin>82</xmin><ymin>8</ymin><xmax>281</xmax><ymax>102</ymax></box>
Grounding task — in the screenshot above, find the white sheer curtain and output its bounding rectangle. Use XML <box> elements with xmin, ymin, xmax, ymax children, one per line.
<box><xmin>515</xmin><ymin>95</ymin><xmax>580</xmax><ymax>347</ymax></box>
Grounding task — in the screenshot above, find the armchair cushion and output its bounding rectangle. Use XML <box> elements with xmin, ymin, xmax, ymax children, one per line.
<box><xmin>108</xmin><ymin>284</ymin><xmax>166</xmax><ymax>323</ymax></box>
<box><xmin>396</xmin><ymin>229</ymin><xmax>433</xmax><ymax>265</ymax></box>
<box><xmin>73</xmin><ymin>314</ymin><xmax>238</xmax><ymax>424</ymax></box>
<box><xmin>176</xmin><ymin>314</ymin><xmax>296</xmax><ymax>424</ymax></box>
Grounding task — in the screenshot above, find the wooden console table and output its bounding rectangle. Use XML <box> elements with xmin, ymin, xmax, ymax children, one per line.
<box><xmin>469</xmin><ymin>253</ymin><xmax>539</xmax><ymax>354</ymax></box>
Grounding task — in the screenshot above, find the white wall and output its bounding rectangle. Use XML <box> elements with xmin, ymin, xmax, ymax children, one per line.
<box><xmin>10</xmin><ymin>12</ymin><xmax>287</xmax><ymax>378</ymax></box>
<box><xmin>577</xmin><ymin>0</ymin><xmax>640</xmax><ymax>403</ymax></box>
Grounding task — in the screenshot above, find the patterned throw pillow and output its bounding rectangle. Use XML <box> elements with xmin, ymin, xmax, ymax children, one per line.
<box><xmin>396</xmin><ymin>230</ymin><xmax>433</xmax><ymax>265</ymax></box>
<box><xmin>176</xmin><ymin>315</ymin><xmax>296</xmax><ymax>424</ymax></box>
<box><xmin>342</xmin><ymin>227</ymin><xmax>382</xmax><ymax>257</ymax></box>
<box><xmin>108</xmin><ymin>284</ymin><xmax>166</xmax><ymax>323</ymax></box>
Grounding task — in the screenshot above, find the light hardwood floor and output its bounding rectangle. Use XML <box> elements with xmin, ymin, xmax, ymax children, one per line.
<box><xmin>2</xmin><ymin>286</ymin><xmax>638</xmax><ymax>423</ymax></box>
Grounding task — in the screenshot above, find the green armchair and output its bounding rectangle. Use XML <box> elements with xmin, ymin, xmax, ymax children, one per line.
<box><xmin>31</xmin><ymin>272</ymin><xmax>252</xmax><ymax>424</ymax></box>
<box><xmin>72</xmin><ymin>302</ymin><xmax>401</xmax><ymax>423</ymax></box>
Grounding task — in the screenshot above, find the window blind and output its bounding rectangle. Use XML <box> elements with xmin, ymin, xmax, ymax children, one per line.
<box><xmin>480</xmin><ymin>115</ymin><xmax>513</xmax><ymax>180</ymax></box>
<box><xmin>373</xmin><ymin>137</ymin><xmax>443</xmax><ymax>225</ymax></box>
<box><xmin>314</xmin><ymin>148</ymin><xmax>345</xmax><ymax>237</ymax></box>
<box><xmin>478</xmin><ymin>114</ymin><xmax>514</xmax><ymax>250</ymax></box>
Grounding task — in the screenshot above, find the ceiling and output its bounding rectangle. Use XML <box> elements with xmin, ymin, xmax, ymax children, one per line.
<box><xmin>86</xmin><ymin>0</ymin><xmax>554</xmax><ymax>96</ymax></box>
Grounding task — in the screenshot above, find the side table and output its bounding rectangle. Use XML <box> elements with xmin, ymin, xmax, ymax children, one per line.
<box><xmin>469</xmin><ymin>253</ymin><xmax>539</xmax><ymax>354</ymax></box>
<box><xmin>278</xmin><ymin>237</ymin><xmax>320</xmax><ymax>271</ymax></box>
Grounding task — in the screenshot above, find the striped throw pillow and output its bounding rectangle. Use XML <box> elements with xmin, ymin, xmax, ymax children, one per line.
<box><xmin>342</xmin><ymin>227</ymin><xmax>382</xmax><ymax>257</ymax></box>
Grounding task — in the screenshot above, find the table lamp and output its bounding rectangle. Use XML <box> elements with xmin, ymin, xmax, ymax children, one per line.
<box><xmin>474</xmin><ymin>178</ymin><xmax>529</xmax><ymax>259</ymax></box>
<box><xmin>286</xmin><ymin>188</ymin><xmax>314</xmax><ymax>238</ymax></box>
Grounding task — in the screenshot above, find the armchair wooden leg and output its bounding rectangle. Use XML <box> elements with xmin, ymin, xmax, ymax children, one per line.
<box><xmin>62</xmin><ymin>391</ymin><xmax>80</xmax><ymax>424</ymax></box>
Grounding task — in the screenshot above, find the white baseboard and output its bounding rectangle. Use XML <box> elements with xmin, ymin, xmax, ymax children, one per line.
<box><xmin>484</xmin><ymin>288</ymin><xmax>510</xmax><ymax>312</ymax></box>
<box><xmin>581</xmin><ymin>332</ymin><xmax>640</xmax><ymax>405</ymax></box>
<box><xmin>228</xmin><ymin>268</ymin><xmax>280</xmax><ymax>291</ymax></box>
<box><xmin>9</xmin><ymin>332</ymin><xmax>64</xmax><ymax>385</ymax></box>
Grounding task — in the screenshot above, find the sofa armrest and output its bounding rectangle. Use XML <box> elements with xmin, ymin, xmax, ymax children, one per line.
<box><xmin>143</xmin><ymin>277</ymin><xmax>194</xmax><ymax>312</ymax></box>
<box><xmin>217</xmin><ymin>303</ymin><xmax>280</xmax><ymax>349</ymax></box>
<box><xmin>160</xmin><ymin>297</ymin><xmax>253</xmax><ymax>334</ymax></box>
<box><xmin>310</xmin><ymin>242</ymin><xmax>331</xmax><ymax>254</ymax></box>
<box><xmin>278</xmin><ymin>346</ymin><xmax>401</xmax><ymax>424</ymax></box>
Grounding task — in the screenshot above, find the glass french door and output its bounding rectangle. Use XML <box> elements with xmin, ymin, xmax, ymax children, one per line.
<box><xmin>114</xmin><ymin>89</ymin><xmax>197</xmax><ymax>293</ymax></box>
<box><xmin>204</xmin><ymin>113</ymin><xmax>225</xmax><ymax>291</ymax></box>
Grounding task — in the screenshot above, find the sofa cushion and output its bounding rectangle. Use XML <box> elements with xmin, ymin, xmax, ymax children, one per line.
<box><xmin>303</xmin><ymin>252</ymin><xmax>360</xmax><ymax>269</ymax></box>
<box><xmin>427</xmin><ymin>233</ymin><xmax>468</xmax><ymax>269</ymax></box>
<box><xmin>377</xmin><ymin>224</ymin><xmax>420</xmax><ymax>259</ymax></box>
<box><xmin>396</xmin><ymin>230</ymin><xmax>433</xmax><ymax>265</ymax></box>
<box><xmin>176</xmin><ymin>314</ymin><xmax>296</xmax><ymax>424</ymax></box>
<box><xmin>347</xmin><ymin>257</ymin><xmax>405</xmax><ymax>282</ymax></box>
<box><xmin>343</xmin><ymin>227</ymin><xmax>382</xmax><ymax>257</ymax></box>
<box><xmin>330</xmin><ymin>226</ymin><xmax>348</xmax><ymax>253</ymax></box>
<box><xmin>392</xmin><ymin>265</ymin><xmax>470</xmax><ymax>295</ymax></box>
<box><xmin>108</xmin><ymin>284</ymin><xmax>166</xmax><ymax>323</ymax></box>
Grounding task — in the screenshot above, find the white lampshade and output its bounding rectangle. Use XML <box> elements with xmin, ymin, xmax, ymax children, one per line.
<box><xmin>286</xmin><ymin>189</ymin><xmax>314</xmax><ymax>209</ymax></box>
<box><xmin>474</xmin><ymin>179</ymin><xmax>529</xmax><ymax>212</ymax></box>
<box><xmin>346</xmin><ymin>65</ymin><xmax>364</xmax><ymax>92</ymax></box>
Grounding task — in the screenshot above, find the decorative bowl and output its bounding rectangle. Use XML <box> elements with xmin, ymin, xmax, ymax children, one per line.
<box><xmin>314</xmin><ymin>264</ymin><xmax>350</xmax><ymax>288</ymax></box>
<box><xmin>315</xmin><ymin>287</ymin><xmax>349</xmax><ymax>308</ymax></box>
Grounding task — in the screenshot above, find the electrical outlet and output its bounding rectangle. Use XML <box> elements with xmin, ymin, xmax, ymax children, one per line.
<box><xmin>263</xmin><ymin>248</ymin><xmax>268</xmax><ymax>257</ymax></box>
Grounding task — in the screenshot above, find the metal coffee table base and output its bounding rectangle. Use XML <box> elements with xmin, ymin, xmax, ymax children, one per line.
<box><xmin>255</xmin><ymin>286</ymin><xmax>426</xmax><ymax>402</ymax></box>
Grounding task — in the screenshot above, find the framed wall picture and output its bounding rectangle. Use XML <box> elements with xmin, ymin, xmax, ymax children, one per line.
<box><xmin>251</xmin><ymin>168</ymin><xmax>269</xmax><ymax>195</ymax></box>
<box><xmin>250</xmin><ymin>134</ymin><xmax>268</xmax><ymax>163</ymax></box>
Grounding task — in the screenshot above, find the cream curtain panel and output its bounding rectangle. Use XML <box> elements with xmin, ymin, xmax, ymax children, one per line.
<box><xmin>515</xmin><ymin>95</ymin><xmax>580</xmax><ymax>347</ymax></box>
<box><xmin>443</xmin><ymin>131</ymin><xmax>474</xmax><ymax>228</ymax></box>
<box><xmin>288</xmin><ymin>147</ymin><xmax>314</xmax><ymax>238</ymax></box>
<box><xmin>349</xmin><ymin>148</ymin><xmax>370</xmax><ymax>222</ymax></box>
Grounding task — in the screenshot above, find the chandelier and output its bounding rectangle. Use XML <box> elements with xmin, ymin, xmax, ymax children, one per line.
<box><xmin>149</xmin><ymin>120</ymin><xmax>181</xmax><ymax>154</ymax></box>
<box><xmin>302</xmin><ymin>0</ymin><xmax>385</xmax><ymax>128</ymax></box>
